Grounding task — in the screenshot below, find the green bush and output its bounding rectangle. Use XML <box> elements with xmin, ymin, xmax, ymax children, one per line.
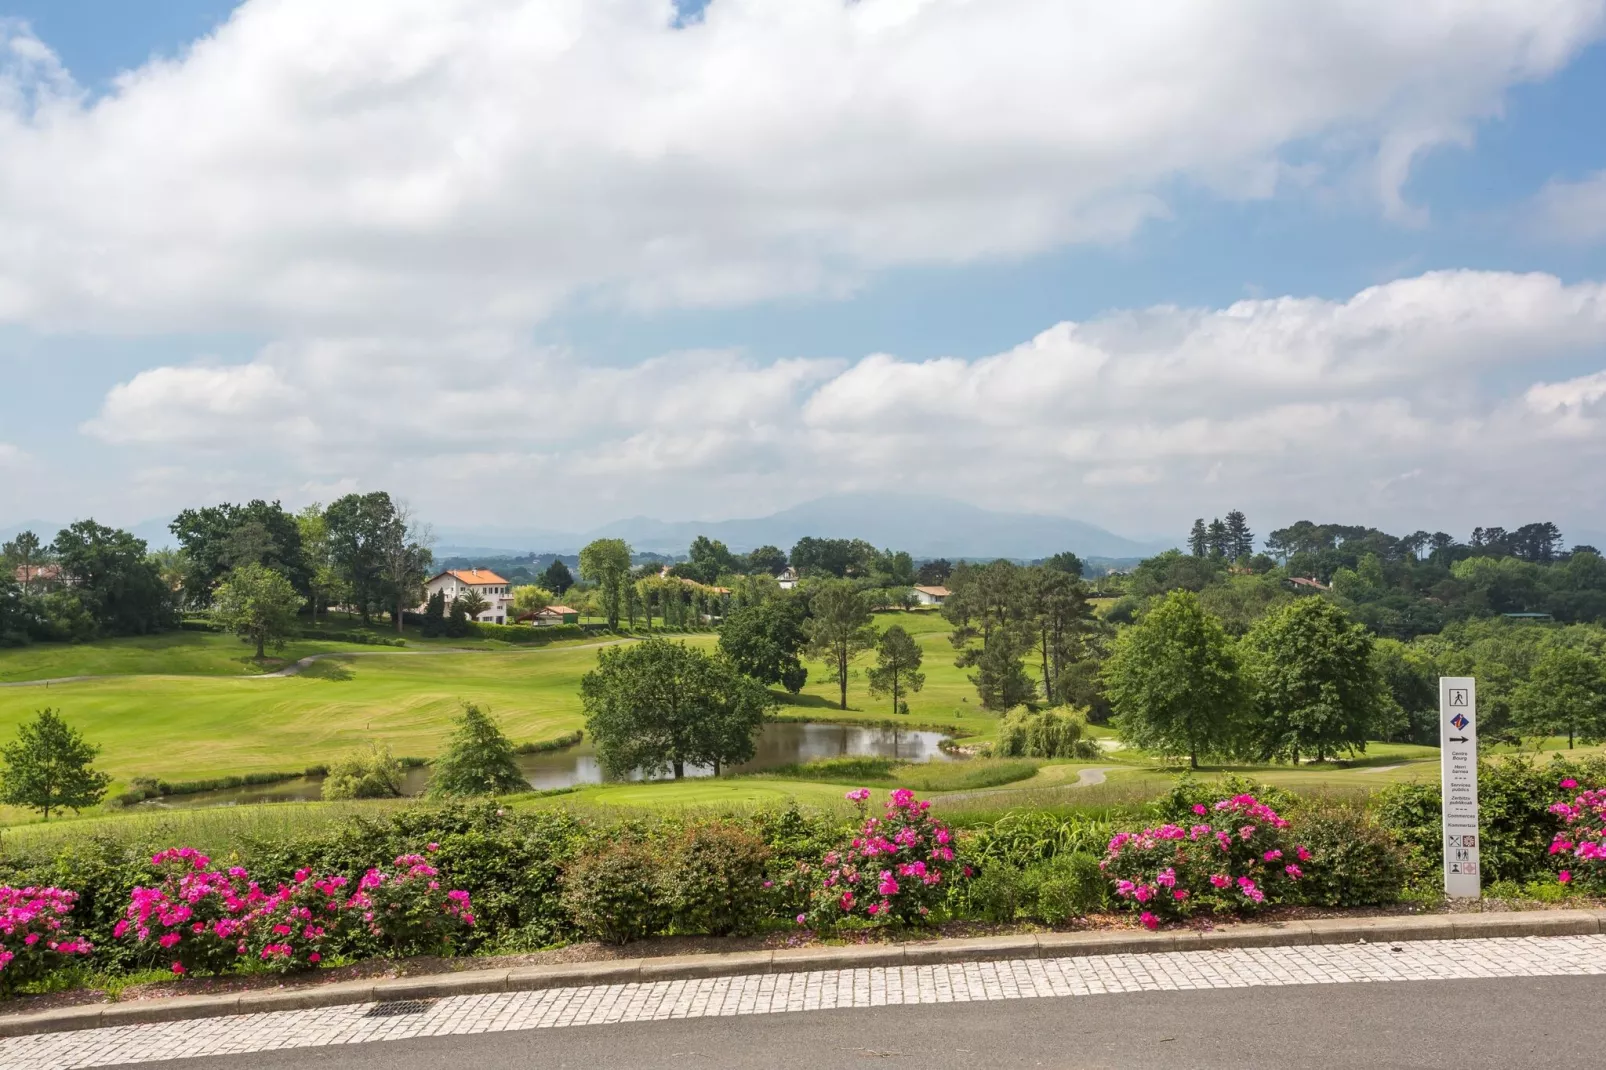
<box><xmin>1286</xmin><ymin>800</ymin><xmax>1406</xmax><ymax>907</ymax></box>
<box><xmin>1152</xmin><ymin>774</ymin><xmax>1299</xmax><ymax>825</ymax></box>
<box><xmin>995</xmin><ymin>707</ymin><xmax>1100</xmax><ymax>760</ymax></box>
<box><xmin>560</xmin><ymin>841</ymin><xmax>666</xmax><ymax>945</ymax></box>
<box><xmin>1024</xmin><ymin>851</ymin><xmax>1106</xmax><ymax>922</ymax></box>
<box><xmin>662</xmin><ymin>821</ymin><xmax>772</xmax><ymax>936</ymax></box>
<box><xmin>322</xmin><ymin>744</ymin><xmax>405</xmax><ymax>800</ymax></box>
<box><xmin>463</xmin><ymin>622</ymin><xmax>588</xmax><ymax>645</ymax></box>
<box><xmin>1377</xmin><ymin>754</ymin><xmax>1606</xmax><ymax>886</ymax></box>
<box><xmin>964</xmin><ymin>865</ymin><xmax>1030</xmax><ymax>923</ymax></box>
<box><xmin>963</xmin><ymin>810</ymin><xmax>1119</xmax><ymax>870</ymax></box>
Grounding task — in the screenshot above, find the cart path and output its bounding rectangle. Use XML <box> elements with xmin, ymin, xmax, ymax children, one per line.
<box><xmin>0</xmin><ymin>638</ymin><xmax>637</xmax><ymax>689</ymax></box>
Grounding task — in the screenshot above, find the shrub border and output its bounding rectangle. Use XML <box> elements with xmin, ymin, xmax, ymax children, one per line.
<box><xmin>4</xmin><ymin>908</ymin><xmax>1602</xmax><ymax>1038</ymax></box>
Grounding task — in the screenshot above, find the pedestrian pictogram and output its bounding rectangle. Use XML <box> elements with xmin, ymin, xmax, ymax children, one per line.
<box><xmin>1449</xmin><ymin>689</ymin><xmax>1469</xmax><ymax>707</ymax></box>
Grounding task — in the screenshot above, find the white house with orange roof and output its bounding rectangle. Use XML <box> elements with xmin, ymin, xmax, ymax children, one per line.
<box><xmin>422</xmin><ymin>568</ymin><xmax>516</xmax><ymax>624</ymax></box>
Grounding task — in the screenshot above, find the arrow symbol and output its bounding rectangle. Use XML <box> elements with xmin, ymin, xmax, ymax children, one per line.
<box><xmin>1448</xmin><ymin>736</ymin><xmax>1468</xmax><ymax>743</ymax></box>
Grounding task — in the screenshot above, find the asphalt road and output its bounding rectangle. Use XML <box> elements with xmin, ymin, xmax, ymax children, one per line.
<box><xmin>125</xmin><ymin>974</ymin><xmax>1603</xmax><ymax>1070</ymax></box>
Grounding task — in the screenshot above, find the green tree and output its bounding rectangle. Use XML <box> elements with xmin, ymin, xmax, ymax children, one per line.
<box><xmin>1225</xmin><ymin>510</ymin><xmax>1254</xmax><ymax>560</ymax></box>
<box><xmin>581</xmin><ymin>638</ymin><xmax>775</xmax><ymax>778</ymax></box>
<box><xmin>686</xmin><ymin>536</ymin><xmax>737</xmax><ymax>584</ymax></box>
<box><xmin>1513</xmin><ymin>644</ymin><xmax>1606</xmax><ymax>748</ymax></box>
<box><xmin>513</xmin><ymin>584</ymin><xmax>555</xmax><ymax>620</ymax></box>
<box><xmin>51</xmin><ymin>520</ymin><xmax>174</xmax><ymax>636</ymax></box>
<box><xmin>0</xmin><ymin>708</ymin><xmax>111</xmax><ymax>819</ymax></box>
<box><xmin>296</xmin><ymin>504</ymin><xmax>343</xmax><ymax>618</ymax></box>
<box><xmin>745</xmin><ymin>545</ymin><xmax>788</xmax><ymax>576</ymax></box>
<box><xmin>540</xmin><ymin>558</ymin><xmax>574</xmax><ymax>595</ymax></box>
<box><xmin>428</xmin><ymin>703</ymin><xmax>528</xmax><ymax>797</ymax></box>
<box><xmin>1103</xmin><ymin>590</ymin><xmax>1244</xmax><ymax>768</ymax></box>
<box><xmin>420</xmin><ymin>589</ymin><xmax>447</xmax><ymax>637</ymax></box>
<box><xmin>379</xmin><ymin>502</ymin><xmax>432</xmax><ymax>633</ymax></box>
<box><xmin>212</xmin><ymin>562</ymin><xmax>302</xmax><ymax>659</ymax></box>
<box><xmin>1044</xmin><ymin>551</ymin><xmax>1084</xmax><ymax>577</ymax></box>
<box><xmin>970</xmin><ymin>630</ymin><xmax>1036</xmax><ymax>710</ymax></box>
<box><xmin>1242</xmin><ymin>598</ymin><xmax>1387</xmax><ymax>762</ymax></box>
<box><xmin>1027</xmin><ymin>566</ymin><xmax>1094</xmax><ymax>704</ymax></box>
<box><xmin>454</xmin><ymin>589</ymin><xmax>490</xmax><ymax>621</ymax></box>
<box><xmin>1</xmin><ymin>531</ymin><xmax>44</xmax><ymax>594</ymax></box>
<box><xmin>169</xmin><ymin>500</ymin><xmax>308</xmax><ymax>605</ymax></box>
<box><xmin>325</xmin><ymin>492</ymin><xmax>400</xmax><ymax>624</ymax></box>
<box><xmin>579</xmin><ymin>538</ymin><xmax>633</xmax><ymax>630</ymax></box>
<box><xmin>803</xmin><ymin>582</ymin><xmax>877</xmax><ymax>710</ymax></box>
<box><xmin>1187</xmin><ymin>519</ymin><xmax>1208</xmax><ymax>558</ymax></box>
<box><xmin>867</xmin><ymin>625</ymin><xmax>925</xmax><ymax>715</ymax></box>
<box><xmin>718</xmin><ymin>598</ymin><xmax>808</xmax><ymax>692</ymax></box>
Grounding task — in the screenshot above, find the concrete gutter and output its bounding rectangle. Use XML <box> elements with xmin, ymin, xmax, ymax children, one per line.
<box><xmin>3</xmin><ymin>909</ymin><xmax>1602</xmax><ymax>1038</ymax></box>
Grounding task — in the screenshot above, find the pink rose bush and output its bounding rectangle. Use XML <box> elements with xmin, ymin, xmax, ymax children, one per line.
<box><xmin>0</xmin><ymin>887</ymin><xmax>92</xmax><ymax>990</ymax></box>
<box><xmin>802</xmin><ymin>789</ymin><xmax>961</xmax><ymax>927</ymax></box>
<box><xmin>1548</xmin><ymin>780</ymin><xmax>1606</xmax><ymax>890</ymax></box>
<box><xmin>1102</xmin><ymin>795</ymin><xmax>1311</xmax><ymax>926</ymax></box>
<box><xmin>118</xmin><ymin>845</ymin><xmax>474</xmax><ymax>974</ymax></box>
<box><xmin>344</xmin><ymin>850</ymin><xmax>476</xmax><ymax>956</ymax></box>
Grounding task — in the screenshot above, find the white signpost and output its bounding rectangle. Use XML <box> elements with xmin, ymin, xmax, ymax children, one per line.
<box><xmin>1439</xmin><ymin>677</ymin><xmax>1480</xmax><ymax>898</ymax></box>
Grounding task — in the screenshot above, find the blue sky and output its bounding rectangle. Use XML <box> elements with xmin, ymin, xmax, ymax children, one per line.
<box><xmin>3</xmin><ymin>1</ymin><xmax>1606</xmax><ymax>545</ymax></box>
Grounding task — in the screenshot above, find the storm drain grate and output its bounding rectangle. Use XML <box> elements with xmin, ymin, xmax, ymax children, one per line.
<box><xmin>363</xmin><ymin>1000</ymin><xmax>436</xmax><ymax>1018</ymax></box>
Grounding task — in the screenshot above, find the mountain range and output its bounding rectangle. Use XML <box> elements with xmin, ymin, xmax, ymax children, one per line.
<box><xmin>430</xmin><ymin>494</ymin><xmax>1176</xmax><ymax>560</ymax></box>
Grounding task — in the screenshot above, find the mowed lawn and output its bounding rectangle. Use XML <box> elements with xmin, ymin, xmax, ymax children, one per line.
<box><xmin>787</xmin><ymin>609</ymin><xmax>1007</xmax><ymax>739</ymax></box>
<box><xmin>0</xmin><ymin>639</ymin><xmax>688</xmax><ymax>784</ymax></box>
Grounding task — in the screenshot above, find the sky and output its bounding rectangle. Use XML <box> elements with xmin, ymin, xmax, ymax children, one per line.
<box><xmin>3</xmin><ymin>0</ymin><xmax>1606</xmax><ymax>545</ymax></box>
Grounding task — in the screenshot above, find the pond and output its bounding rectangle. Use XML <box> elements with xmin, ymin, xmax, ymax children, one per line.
<box><xmin>137</xmin><ymin>721</ymin><xmax>953</xmax><ymax>809</ymax></box>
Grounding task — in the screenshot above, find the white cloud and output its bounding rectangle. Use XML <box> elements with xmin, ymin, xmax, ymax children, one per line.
<box><xmin>80</xmin><ymin>270</ymin><xmax>1606</xmax><ymax>532</ymax></box>
<box><xmin>0</xmin><ymin>442</ymin><xmax>29</xmax><ymax>469</ymax></box>
<box><xmin>0</xmin><ymin>1</ymin><xmax>1600</xmax><ymax>331</ymax></box>
<box><xmin>1532</xmin><ymin>169</ymin><xmax>1606</xmax><ymax>243</ymax></box>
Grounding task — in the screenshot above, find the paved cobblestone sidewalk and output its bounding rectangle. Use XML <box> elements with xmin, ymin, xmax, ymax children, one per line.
<box><xmin>7</xmin><ymin>934</ymin><xmax>1605</xmax><ymax>1069</ymax></box>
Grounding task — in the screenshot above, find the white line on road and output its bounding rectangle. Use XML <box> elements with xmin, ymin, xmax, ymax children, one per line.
<box><xmin>6</xmin><ymin>934</ymin><xmax>1606</xmax><ymax>1069</ymax></box>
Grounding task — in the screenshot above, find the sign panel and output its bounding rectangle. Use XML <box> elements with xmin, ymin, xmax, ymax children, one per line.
<box><xmin>1439</xmin><ymin>677</ymin><xmax>1480</xmax><ymax>898</ymax></box>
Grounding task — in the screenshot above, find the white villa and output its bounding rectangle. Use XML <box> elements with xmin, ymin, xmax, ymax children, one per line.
<box><xmin>777</xmin><ymin>567</ymin><xmax>800</xmax><ymax>590</ymax></box>
<box><xmin>423</xmin><ymin>569</ymin><xmax>515</xmax><ymax>624</ymax></box>
<box><xmin>912</xmin><ymin>584</ymin><xmax>950</xmax><ymax>606</ymax></box>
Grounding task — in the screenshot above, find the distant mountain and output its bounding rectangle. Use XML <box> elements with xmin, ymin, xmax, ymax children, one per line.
<box><xmin>438</xmin><ymin>494</ymin><xmax>1174</xmax><ymax>560</ymax></box>
<box><xmin>6</xmin><ymin>496</ymin><xmax>1173</xmax><ymax>563</ymax></box>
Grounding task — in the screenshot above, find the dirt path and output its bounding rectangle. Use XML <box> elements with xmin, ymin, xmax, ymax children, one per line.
<box><xmin>0</xmin><ymin>638</ymin><xmax>637</xmax><ymax>689</ymax></box>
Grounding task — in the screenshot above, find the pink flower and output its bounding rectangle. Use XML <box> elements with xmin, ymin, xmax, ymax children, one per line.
<box><xmin>1559</xmin><ymin>870</ymin><xmax>1573</xmax><ymax>884</ymax></box>
<box><xmin>171</xmin><ymin>962</ymin><xmax>185</xmax><ymax>975</ymax></box>
<box><xmin>1284</xmin><ymin>864</ymin><xmax>1303</xmax><ymax>879</ymax></box>
<box><xmin>1173</xmin><ymin>889</ymin><xmax>1189</xmax><ymax>901</ymax></box>
<box><xmin>1262</xmin><ymin>849</ymin><xmax>1282</xmax><ymax>862</ymax></box>
<box><xmin>1561</xmin><ymin>779</ymin><xmax>1579</xmax><ymax>790</ymax></box>
<box><xmin>1295</xmin><ymin>845</ymin><xmax>1311</xmax><ymax>862</ymax></box>
<box><xmin>796</xmin><ymin>914</ymin><xmax>807</xmax><ymax>926</ymax></box>
<box><xmin>1209</xmin><ymin>874</ymin><xmax>1230</xmax><ymax>889</ymax></box>
<box><xmin>845</xmin><ymin>788</ymin><xmax>871</xmax><ymax>802</ymax></box>
<box><xmin>1139</xmin><ymin>912</ymin><xmax>1159</xmax><ymax>931</ymax></box>
<box><xmin>1193</xmin><ymin>804</ymin><xmax>1208</xmax><ymax>815</ymax></box>
<box><xmin>309</xmin><ymin>953</ymin><xmax>321</xmax><ymax>963</ymax></box>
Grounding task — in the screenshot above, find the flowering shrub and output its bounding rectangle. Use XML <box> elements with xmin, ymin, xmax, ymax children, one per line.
<box><xmin>0</xmin><ymin>887</ymin><xmax>92</xmax><ymax>990</ymax></box>
<box><xmin>116</xmin><ymin>848</ymin><xmax>264</xmax><ymax>975</ymax></box>
<box><xmin>245</xmin><ymin>870</ymin><xmax>349</xmax><ymax>973</ymax></box>
<box><xmin>803</xmin><ymin>788</ymin><xmax>962</xmax><ymax>927</ymax></box>
<box><xmin>1548</xmin><ymin>778</ymin><xmax>1606</xmax><ymax>891</ymax></box>
<box><xmin>346</xmin><ymin>849</ymin><xmax>475</xmax><ymax>956</ymax></box>
<box><xmin>1102</xmin><ymin>794</ymin><xmax>1310</xmax><ymax>928</ymax></box>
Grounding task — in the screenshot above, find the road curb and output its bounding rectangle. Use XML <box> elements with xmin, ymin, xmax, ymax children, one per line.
<box><xmin>3</xmin><ymin>909</ymin><xmax>1602</xmax><ymax>1038</ymax></box>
